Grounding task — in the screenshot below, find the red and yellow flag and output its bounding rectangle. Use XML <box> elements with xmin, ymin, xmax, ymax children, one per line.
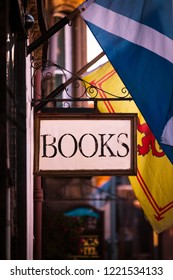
<box><xmin>83</xmin><ymin>61</ymin><xmax>173</xmax><ymax>233</ymax></box>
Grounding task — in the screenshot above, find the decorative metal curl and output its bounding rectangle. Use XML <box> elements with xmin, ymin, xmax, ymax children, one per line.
<box><xmin>85</xmin><ymin>84</ymin><xmax>100</xmax><ymax>99</ymax></box>
<box><xmin>81</xmin><ymin>78</ymin><xmax>131</xmax><ymax>101</ymax></box>
<box><xmin>31</xmin><ymin>58</ymin><xmax>42</xmax><ymax>70</ymax></box>
<box><xmin>31</xmin><ymin>58</ymin><xmax>69</xmax><ymax>99</ymax></box>
<box><xmin>120</xmin><ymin>86</ymin><xmax>130</xmax><ymax>99</ymax></box>
<box><xmin>60</xmin><ymin>77</ymin><xmax>94</xmax><ymax>100</ymax></box>
<box><xmin>43</xmin><ymin>71</ymin><xmax>54</xmax><ymax>81</ymax></box>
<box><xmin>31</xmin><ymin>58</ymin><xmax>133</xmax><ymax>111</ymax></box>
<box><xmin>62</xmin><ymin>101</ymin><xmax>71</xmax><ymax>108</ymax></box>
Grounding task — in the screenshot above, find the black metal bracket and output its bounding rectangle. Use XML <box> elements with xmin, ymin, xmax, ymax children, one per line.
<box><xmin>30</xmin><ymin>57</ymin><xmax>132</xmax><ymax>113</ymax></box>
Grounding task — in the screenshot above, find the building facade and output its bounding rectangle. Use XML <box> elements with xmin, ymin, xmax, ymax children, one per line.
<box><xmin>1</xmin><ymin>0</ymin><xmax>173</xmax><ymax>260</ymax></box>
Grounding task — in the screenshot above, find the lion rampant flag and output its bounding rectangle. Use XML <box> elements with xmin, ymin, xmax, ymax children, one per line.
<box><xmin>83</xmin><ymin>61</ymin><xmax>173</xmax><ymax>233</ymax></box>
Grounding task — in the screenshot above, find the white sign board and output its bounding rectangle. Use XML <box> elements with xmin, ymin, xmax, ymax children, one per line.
<box><xmin>34</xmin><ymin>113</ymin><xmax>137</xmax><ymax>176</ymax></box>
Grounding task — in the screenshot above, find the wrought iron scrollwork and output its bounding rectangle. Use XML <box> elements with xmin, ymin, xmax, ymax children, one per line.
<box><xmin>30</xmin><ymin>58</ymin><xmax>132</xmax><ymax>111</ymax></box>
<box><xmin>121</xmin><ymin>86</ymin><xmax>130</xmax><ymax>98</ymax></box>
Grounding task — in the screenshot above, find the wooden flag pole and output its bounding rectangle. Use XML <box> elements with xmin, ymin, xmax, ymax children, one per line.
<box><xmin>27</xmin><ymin>8</ymin><xmax>80</xmax><ymax>55</ymax></box>
<box><xmin>27</xmin><ymin>0</ymin><xmax>94</xmax><ymax>55</ymax></box>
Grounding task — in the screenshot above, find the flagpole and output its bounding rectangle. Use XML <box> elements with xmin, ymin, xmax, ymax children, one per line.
<box><xmin>27</xmin><ymin>0</ymin><xmax>93</xmax><ymax>55</ymax></box>
<box><xmin>34</xmin><ymin>51</ymin><xmax>105</xmax><ymax>112</ymax></box>
<box><xmin>27</xmin><ymin>8</ymin><xmax>80</xmax><ymax>55</ymax></box>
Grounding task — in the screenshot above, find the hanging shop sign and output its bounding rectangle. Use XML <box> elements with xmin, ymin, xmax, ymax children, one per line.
<box><xmin>34</xmin><ymin>113</ymin><xmax>137</xmax><ymax>176</ymax></box>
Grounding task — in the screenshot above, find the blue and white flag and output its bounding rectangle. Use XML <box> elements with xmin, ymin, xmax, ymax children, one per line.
<box><xmin>79</xmin><ymin>0</ymin><xmax>173</xmax><ymax>163</ymax></box>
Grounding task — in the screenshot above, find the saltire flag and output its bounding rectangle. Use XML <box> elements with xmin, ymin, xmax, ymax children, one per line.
<box><xmin>83</xmin><ymin>61</ymin><xmax>173</xmax><ymax>233</ymax></box>
<box><xmin>78</xmin><ymin>0</ymin><xmax>173</xmax><ymax>164</ymax></box>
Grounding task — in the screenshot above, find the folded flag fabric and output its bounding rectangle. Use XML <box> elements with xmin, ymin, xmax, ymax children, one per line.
<box><xmin>78</xmin><ymin>0</ymin><xmax>173</xmax><ymax>163</ymax></box>
<box><xmin>83</xmin><ymin>61</ymin><xmax>173</xmax><ymax>233</ymax></box>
